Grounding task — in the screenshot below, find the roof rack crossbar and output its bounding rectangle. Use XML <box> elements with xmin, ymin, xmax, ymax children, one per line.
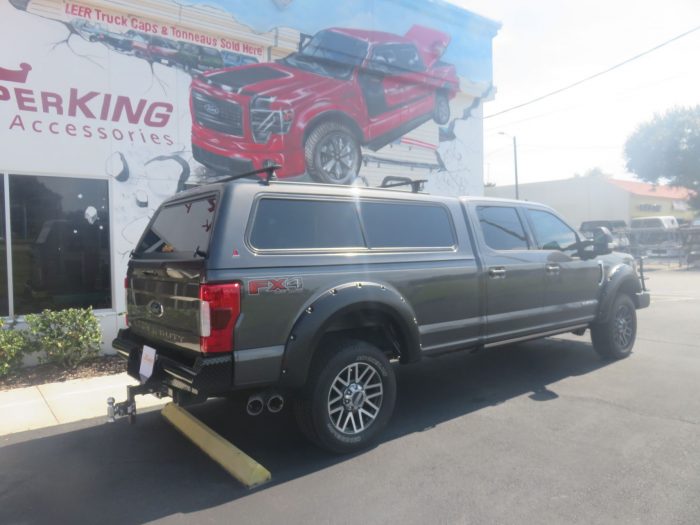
<box><xmin>379</xmin><ymin>176</ymin><xmax>427</xmax><ymax>193</ymax></box>
<box><xmin>212</xmin><ymin>164</ymin><xmax>281</xmax><ymax>185</ymax></box>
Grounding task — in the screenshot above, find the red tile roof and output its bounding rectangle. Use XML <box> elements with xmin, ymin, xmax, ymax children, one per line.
<box><xmin>608</xmin><ymin>179</ymin><xmax>694</xmax><ymax>199</ymax></box>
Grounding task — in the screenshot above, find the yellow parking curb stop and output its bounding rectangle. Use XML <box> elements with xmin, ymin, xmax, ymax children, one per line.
<box><xmin>161</xmin><ymin>403</ymin><xmax>271</xmax><ymax>488</ymax></box>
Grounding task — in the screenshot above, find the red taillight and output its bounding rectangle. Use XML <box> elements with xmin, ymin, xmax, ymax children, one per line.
<box><xmin>199</xmin><ymin>282</ymin><xmax>241</xmax><ymax>353</ymax></box>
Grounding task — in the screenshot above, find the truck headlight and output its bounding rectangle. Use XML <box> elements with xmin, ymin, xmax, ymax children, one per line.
<box><xmin>251</xmin><ymin>99</ymin><xmax>294</xmax><ymax>143</ymax></box>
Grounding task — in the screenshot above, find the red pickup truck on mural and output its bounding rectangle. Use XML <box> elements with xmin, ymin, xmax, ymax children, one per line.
<box><xmin>190</xmin><ymin>25</ymin><xmax>459</xmax><ymax>184</ymax></box>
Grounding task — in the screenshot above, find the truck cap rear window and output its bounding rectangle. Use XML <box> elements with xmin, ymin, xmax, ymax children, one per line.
<box><xmin>135</xmin><ymin>194</ymin><xmax>217</xmax><ymax>255</ymax></box>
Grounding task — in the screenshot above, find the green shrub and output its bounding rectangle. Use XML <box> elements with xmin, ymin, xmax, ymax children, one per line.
<box><xmin>0</xmin><ymin>318</ymin><xmax>27</xmax><ymax>378</ymax></box>
<box><xmin>24</xmin><ymin>308</ymin><xmax>102</xmax><ymax>368</ymax></box>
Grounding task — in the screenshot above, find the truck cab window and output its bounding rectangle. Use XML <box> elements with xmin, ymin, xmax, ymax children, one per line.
<box><xmin>528</xmin><ymin>209</ymin><xmax>578</xmax><ymax>253</ymax></box>
<box><xmin>476</xmin><ymin>205</ymin><xmax>529</xmax><ymax>250</ymax></box>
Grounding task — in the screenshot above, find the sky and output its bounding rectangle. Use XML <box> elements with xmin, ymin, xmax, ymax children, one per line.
<box><xmin>451</xmin><ymin>0</ymin><xmax>700</xmax><ymax>187</ymax></box>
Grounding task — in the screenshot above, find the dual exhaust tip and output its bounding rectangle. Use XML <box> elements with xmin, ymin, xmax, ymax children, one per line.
<box><xmin>246</xmin><ymin>392</ymin><xmax>284</xmax><ymax>416</ymax></box>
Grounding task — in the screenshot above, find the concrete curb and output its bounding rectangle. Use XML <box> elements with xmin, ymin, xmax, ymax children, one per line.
<box><xmin>0</xmin><ymin>373</ymin><xmax>166</xmax><ymax>436</ymax></box>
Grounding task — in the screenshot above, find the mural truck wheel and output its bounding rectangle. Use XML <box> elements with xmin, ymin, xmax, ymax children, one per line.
<box><xmin>433</xmin><ymin>92</ymin><xmax>450</xmax><ymax>125</ymax></box>
<box><xmin>305</xmin><ymin>121</ymin><xmax>360</xmax><ymax>185</ymax></box>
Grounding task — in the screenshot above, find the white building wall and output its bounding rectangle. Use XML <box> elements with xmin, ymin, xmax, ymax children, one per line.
<box><xmin>485</xmin><ymin>176</ymin><xmax>631</xmax><ymax>228</ymax></box>
<box><xmin>0</xmin><ymin>0</ymin><xmax>497</xmax><ymax>352</ymax></box>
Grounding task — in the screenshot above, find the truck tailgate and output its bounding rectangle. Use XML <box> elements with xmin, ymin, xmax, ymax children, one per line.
<box><xmin>127</xmin><ymin>261</ymin><xmax>205</xmax><ymax>354</ymax></box>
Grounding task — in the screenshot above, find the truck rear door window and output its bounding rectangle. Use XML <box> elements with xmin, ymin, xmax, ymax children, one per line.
<box><xmin>136</xmin><ymin>194</ymin><xmax>217</xmax><ymax>255</ymax></box>
<box><xmin>476</xmin><ymin>206</ymin><xmax>529</xmax><ymax>250</ymax></box>
<box><xmin>250</xmin><ymin>198</ymin><xmax>364</xmax><ymax>250</ymax></box>
<box><xmin>359</xmin><ymin>201</ymin><xmax>454</xmax><ymax>248</ymax></box>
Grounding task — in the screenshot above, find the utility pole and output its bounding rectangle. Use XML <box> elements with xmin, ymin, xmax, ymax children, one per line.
<box><xmin>512</xmin><ymin>135</ymin><xmax>519</xmax><ymax>200</ymax></box>
<box><xmin>498</xmin><ymin>132</ymin><xmax>520</xmax><ymax>200</ymax></box>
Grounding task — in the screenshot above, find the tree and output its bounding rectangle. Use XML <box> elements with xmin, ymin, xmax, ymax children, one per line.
<box><xmin>573</xmin><ymin>167</ymin><xmax>609</xmax><ymax>178</ymax></box>
<box><xmin>624</xmin><ymin>106</ymin><xmax>700</xmax><ymax>208</ymax></box>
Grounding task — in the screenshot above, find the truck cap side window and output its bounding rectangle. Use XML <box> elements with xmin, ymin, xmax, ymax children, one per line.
<box><xmin>250</xmin><ymin>198</ymin><xmax>365</xmax><ymax>250</ymax></box>
<box><xmin>476</xmin><ymin>205</ymin><xmax>529</xmax><ymax>250</ymax></box>
<box><xmin>359</xmin><ymin>201</ymin><xmax>455</xmax><ymax>249</ymax></box>
<box><xmin>527</xmin><ymin>209</ymin><xmax>578</xmax><ymax>253</ymax></box>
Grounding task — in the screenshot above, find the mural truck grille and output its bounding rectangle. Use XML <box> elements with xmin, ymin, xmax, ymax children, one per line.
<box><xmin>192</xmin><ymin>91</ymin><xmax>244</xmax><ymax>136</ymax></box>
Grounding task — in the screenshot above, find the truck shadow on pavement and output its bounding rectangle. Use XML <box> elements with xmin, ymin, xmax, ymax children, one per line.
<box><xmin>0</xmin><ymin>337</ymin><xmax>609</xmax><ymax>525</ymax></box>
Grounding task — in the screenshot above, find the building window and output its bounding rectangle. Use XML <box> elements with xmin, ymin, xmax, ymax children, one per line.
<box><xmin>9</xmin><ymin>175</ymin><xmax>111</xmax><ymax>315</ymax></box>
<box><xmin>0</xmin><ymin>175</ymin><xmax>8</xmax><ymax>316</ymax></box>
<box><xmin>638</xmin><ymin>203</ymin><xmax>662</xmax><ymax>212</ymax></box>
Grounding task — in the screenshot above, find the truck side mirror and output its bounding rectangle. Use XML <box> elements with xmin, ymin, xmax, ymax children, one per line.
<box><xmin>298</xmin><ymin>33</ymin><xmax>313</xmax><ymax>52</ymax></box>
<box><xmin>592</xmin><ymin>226</ymin><xmax>614</xmax><ymax>255</ymax></box>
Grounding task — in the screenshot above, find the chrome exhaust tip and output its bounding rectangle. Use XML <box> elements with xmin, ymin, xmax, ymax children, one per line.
<box><xmin>267</xmin><ymin>393</ymin><xmax>284</xmax><ymax>414</ymax></box>
<box><xmin>246</xmin><ymin>394</ymin><xmax>264</xmax><ymax>416</ymax></box>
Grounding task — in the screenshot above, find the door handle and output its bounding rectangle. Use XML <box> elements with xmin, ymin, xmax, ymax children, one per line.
<box><xmin>488</xmin><ymin>267</ymin><xmax>506</xmax><ymax>278</ymax></box>
<box><xmin>545</xmin><ymin>263</ymin><xmax>561</xmax><ymax>274</ymax></box>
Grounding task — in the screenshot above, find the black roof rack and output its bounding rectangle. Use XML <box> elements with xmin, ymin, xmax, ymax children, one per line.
<box><xmin>379</xmin><ymin>176</ymin><xmax>427</xmax><ymax>193</ymax></box>
<box><xmin>212</xmin><ymin>164</ymin><xmax>281</xmax><ymax>186</ymax></box>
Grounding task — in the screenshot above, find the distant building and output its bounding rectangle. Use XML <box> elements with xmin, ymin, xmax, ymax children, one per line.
<box><xmin>485</xmin><ymin>175</ymin><xmax>695</xmax><ymax>228</ymax></box>
<box><xmin>606</xmin><ymin>179</ymin><xmax>694</xmax><ymax>222</ymax></box>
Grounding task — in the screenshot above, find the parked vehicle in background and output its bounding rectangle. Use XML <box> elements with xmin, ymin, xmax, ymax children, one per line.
<box><xmin>630</xmin><ymin>216</ymin><xmax>683</xmax><ymax>258</ymax></box>
<box><xmin>190</xmin><ymin>25</ymin><xmax>459</xmax><ymax>183</ymax></box>
<box><xmin>111</xmin><ymin>174</ymin><xmax>649</xmax><ymax>454</ymax></box>
<box><xmin>94</xmin><ymin>30</ymin><xmax>134</xmax><ymax>52</ymax></box>
<box><xmin>126</xmin><ymin>31</ymin><xmax>152</xmax><ymax>58</ymax></box>
<box><xmin>221</xmin><ymin>51</ymin><xmax>259</xmax><ymax>68</ymax></box>
<box><xmin>580</xmin><ymin>220</ymin><xmax>631</xmax><ymax>253</ymax></box>
<box><xmin>580</xmin><ymin>220</ymin><xmax>627</xmax><ymax>233</ymax></box>
<box><xmin>175</xmin><ymin>43</ymin><xmax>222</xmax><ymax>71</ymax></box>
<box><xmin>681</xmin><ymin>226</ymin><xmax>700</xmax><ymax>267</ymax></box>
<box><xmin>175</xmin><ymin>45</ymin><xmax>259</xmax><ymax>73</ymax></box>
<box><xmin>72</xmin><ymin>20</ymin><xmax>107</xmax><ymax>42</ymax></box>
<box><xmin>631</xmin><ymin>216</ymin><xmax>679</xmax><ymax>229</ymax></box>
<box><xmin>146</xmin><ymin>37</ymin><xmax>179</xmax><ymax>64</ymax></box>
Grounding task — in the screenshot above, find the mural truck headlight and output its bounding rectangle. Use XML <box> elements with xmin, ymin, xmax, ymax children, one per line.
<box><xmin>251</xmin><ymin>107</ymin><xmax>294</xmax><ymax>143</ymax></box>
<box><xmin>251</xmin><ymin>96</ymin><xmax>293</xmax><ymax>143</ymax></box>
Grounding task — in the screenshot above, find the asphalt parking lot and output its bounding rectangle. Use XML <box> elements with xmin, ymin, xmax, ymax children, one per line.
<box><xmin>1</xmin><ymin>268</ymin><xmax>699</xmax><ymax>525</ymax></box>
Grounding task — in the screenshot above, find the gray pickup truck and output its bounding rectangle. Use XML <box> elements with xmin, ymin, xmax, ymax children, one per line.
<box><xmin>112</xmin><ymin>175</ymin><xmax>649</xmax><ymax>453</ymax></box>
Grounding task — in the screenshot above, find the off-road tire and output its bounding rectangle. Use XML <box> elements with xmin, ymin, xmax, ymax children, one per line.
<box><xmin>433</xmin><ymin>92</ymin><xmax>450</xmax><ymax>125</ymax></box>
<box><xmin>304</xmin><ymin>121</ymin><xmax>361</xmax><ymax>185</ymax></box>
<box><xmin>591</xmin><ymin>294</ymin><xmax>637</xmax><ymax>360</ymax></box>
<box><xmin>294</xmin><ymin>339</ymin><xmax>396</xmax><ymax>454</ymax></box>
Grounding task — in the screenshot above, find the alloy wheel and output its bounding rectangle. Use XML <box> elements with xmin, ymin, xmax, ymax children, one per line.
<box><xmin>327</xmin><ymin>362</ymin><xmax>383</xmax><ymax>435</ymax></box>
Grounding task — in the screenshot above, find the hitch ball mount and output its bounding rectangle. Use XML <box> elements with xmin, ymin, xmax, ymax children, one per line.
<box><xmin>107</xmin><ymin>383</ymin><xmax>161</xmax><ymax>424</ymax></box>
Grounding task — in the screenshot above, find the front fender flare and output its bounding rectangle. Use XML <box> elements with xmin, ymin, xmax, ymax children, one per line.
<box><xmin>278</xmin><ymin>281</ymin><xmax>420</xmax><ymax>388</ymax></box>
<box><xmin>596</xmin><ymin>264</ymin><xmax>642</xmax><ymax>323</ymax></box>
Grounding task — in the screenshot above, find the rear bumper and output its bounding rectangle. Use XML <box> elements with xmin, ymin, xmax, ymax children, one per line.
<box><xmin>635</xmin><ymin>291</ymin><xmax>651</xmax><ymax>309</ymax></box>
<box><xmin>112</xmin><ymin>329</ymin><xmax>233</xmax><ymax>397</ymax></box>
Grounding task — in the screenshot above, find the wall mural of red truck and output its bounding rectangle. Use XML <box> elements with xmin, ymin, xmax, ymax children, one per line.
<box><xmin>190</xmin><ymin>25</ymin><xmax>459</xmax><ymax>184</ymax></box>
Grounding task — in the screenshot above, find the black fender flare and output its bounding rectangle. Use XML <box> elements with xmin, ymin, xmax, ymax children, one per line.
<box><xmin>279</xmin><ymin>281</ymin><xmax>420</xmax><ymax>388</ymax></box>
<box><xmin>596</xmin><ymin>264</ymin><xmax>642</xmax><ymax>323</ymax></box>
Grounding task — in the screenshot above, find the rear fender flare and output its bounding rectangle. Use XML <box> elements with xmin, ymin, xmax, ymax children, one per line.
<box><xmin>596</xmin><ymin>264</ymin><xmax>642</xmax><ymax>322</ymax></box>
<box><xmin>279</xmin><ymin>281</ymin><xmax>420</xmax><ymax>388</ymax></box>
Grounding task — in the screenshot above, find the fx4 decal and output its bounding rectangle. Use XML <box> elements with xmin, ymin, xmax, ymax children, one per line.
<box><xmin>248</xmin><ymin>277</ymin><xmax>303</xmax><ymax>295</ymax></box>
